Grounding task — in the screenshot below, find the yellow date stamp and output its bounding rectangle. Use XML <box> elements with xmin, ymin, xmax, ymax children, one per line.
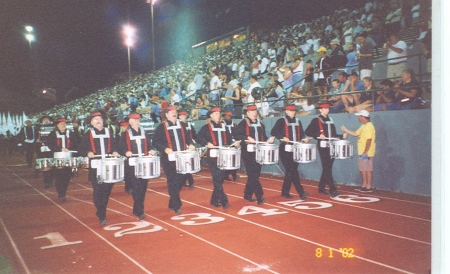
<box><xmin>315</xmin><ymin>248</ymin><xmax>355</xmax><ymax>258</ymax></box>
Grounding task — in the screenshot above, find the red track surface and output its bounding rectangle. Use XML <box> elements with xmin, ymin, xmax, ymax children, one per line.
<box><xmin>0</xmin><ymin>155</ymin><xmax>431</xmax><ymax>273</ymax></box>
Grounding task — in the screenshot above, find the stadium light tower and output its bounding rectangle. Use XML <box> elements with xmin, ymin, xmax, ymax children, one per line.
<box><xmin>123</xmin><ymin>24</ymin><xmax>136</xmax><ymax>80</ymax></box>
<box><xmin>24</xmin><ymin>25</ymin><xmax>35</xmax><ymax>49</ymax></box>
<box><xmin>147</xmin><ymin>0</ymin><xmax>156</xmax><ymax>71</ymax></box>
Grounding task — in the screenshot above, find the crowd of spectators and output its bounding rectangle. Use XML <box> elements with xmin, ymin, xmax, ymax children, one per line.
<box><xmin>25</xmin><ymin>0</ymin><xmax>431</xmax><ymax>129</ymax></box>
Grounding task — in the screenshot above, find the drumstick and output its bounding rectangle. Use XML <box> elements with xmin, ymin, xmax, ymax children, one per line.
<box><xmin>287</xmin><ymin>139</ymin><xmax>311</xmax><ymax>144</ymax></box>
<box><xmin>245</xmin><ymin>140</ymin><xmax>269</xmax><ymax>144</ymax></box>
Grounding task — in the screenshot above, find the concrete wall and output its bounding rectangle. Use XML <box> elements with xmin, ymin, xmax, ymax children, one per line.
<box><xmin>192</xmin><ymin>109</ymin><xmax>431</xmax><ymax>196</ymax></box>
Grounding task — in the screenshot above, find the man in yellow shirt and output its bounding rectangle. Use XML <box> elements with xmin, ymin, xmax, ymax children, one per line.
<box><xmin>341</xmin><ymin>110</ymin><xmax>376</xmax><ymax>192</ymax></box>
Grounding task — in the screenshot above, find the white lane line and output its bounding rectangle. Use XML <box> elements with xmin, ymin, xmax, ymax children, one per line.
<box><xmin>148</xmin><ymin>188</ymin><xmax>414</xmax><ymax>274</ymax></box>
<box><xmin>195</xmin><ymin>174</ymin><xmax>431</xmax><ymax>222</ymax></box>
<box><xmin>4</xmin><ymin>168</ymin><xmax>153</xmax><ymax>274</ymax></box>
<box><xmin>257</xmin><ymin>174</ymin><xmax>431</xmax><ymax>206</ymax></box>
<box><xmin>0</xmin><ymin>217</ymin><xmax>32</xmax><ymax>274</ymax></box>
<box><xmin>192</xmin><ymin>183</ymin><xmax>431</xmax><ymax>245</ymax></box>
<box><xmin>73</xmin><ymin>182</ymin><xmax>279</xmax><ymax>274</ymax></box>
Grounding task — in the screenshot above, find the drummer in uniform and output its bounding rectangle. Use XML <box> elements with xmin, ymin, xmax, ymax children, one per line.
<box><xmin>271</xmin><ymin>104</ymin><xmax>311</xmax><ymax>200</ymax></box>
<box><xmin>37</xmin><ymin>116</ymin><xmax>55</xmax><ymax>188</ymax></box>
<box><xmin>305</xmin><ymin>103</ymin><xmax>347</xmax><ymax>197</ymax></box>
<box><xmin>222</xmin><ymin>111</ymin><xmax>239</xmax><ymax>182</ymax></box>
<box><xmin>119</xmin><ymin>113</ymin><xmax>157</xmax><ymax>220</ymax></box>
<box><xmin>152</xmin><ymin>106</ymin><xmax>196</xmax><ymax>215</ymax></box>
<box><xmin>47</xmin><ymin>118</ymin><xmax>77</xmax><ymax>202</ymax></box>
<box><xmin>196</xmin><ymin>107</ymin><xmax>239</xmax><ymax>209</ymax></box>
<box><xmin>178</xmin><ymin>109</ymin><xmax>196</xmax><ymax>188</ymax></box>
<box><xmin>78</xmin><ymin>112</ymin><xmax>120</xmax><ymax>226</ymax></box>
<box><xmin>234</xmin><ymin>105</ymin><xmax>275</xmax><ymax>204</ymax></box>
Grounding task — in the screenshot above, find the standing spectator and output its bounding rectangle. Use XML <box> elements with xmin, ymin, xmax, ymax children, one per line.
<box><xmin>314</xmin><ymin>47</ymin><xmax>331</xmax><ymax>95</ymax></box>
<box><xmin>251</xmin><ymin>57</ymin><xmax>260</xmax><ymax>75</ymax></box>
<box><xmin>420</xmin><ymin>28</ymin><xmax>431</xmax><ymax>75</ymax></box>
<box><xmin>382</xmin><ymin>33</ymin><xmax>407</xmax><ymax>80</ymax></box>
<box><xmin>357</xmin><ymin>31</ymin><xmax>374</xmax><ymax>79</ymax></box>
<box><xmin>18</xmin><ymin>119</ymin><xmax>38</xmax><ymax>168</ymax></box>
<box><xmin>345</xmin><ymin>43</ymin><xmax>359</xmax><ymax>74</ymax></box>
<box><xmin>303</xmin><ymin>60</ymin><xmax>315</xmax><ymax>96</ymax></box>
<box><xmin>328</xmin><ymin>39</ymin><xmax>347</xmax><ymax>71</ymax></box>
<box><xmin>290</xmin><ymin>55</ymin><xmax>304</xmax><ymax>95</ymax></box>
<box><xmin>209</xmin><ymin>70</ymin><xmax>221</xmax><ymax>104</ymax></box>
<box><xmin>341</xmin><ymin>110</ymin><xmax>376</xmax><ymax>192</ymax></box>
<box><xmin>247</xmin><ymin>75</ymin><xmax>262</xmax><ymax>103</ymax></box>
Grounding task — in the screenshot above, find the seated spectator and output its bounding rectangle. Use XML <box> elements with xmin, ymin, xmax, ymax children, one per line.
<box><xmin>347</xmin><ymin>76</ymin><xmax>378</xmax><ymax>113</ymax></box>
<box><xmin>191</xmin><ymin>94</ymin><xmax>210</xmax><ymax>120</ymax></box>
<box><xmin>391</xmin><ymin>69</ymin><xmax>423</xmax><ymax>110</ymax></box>
<box><xmin>374</xmin><ymin>79</ymin><xmax>396</xmax><ymax>111</ymax></box>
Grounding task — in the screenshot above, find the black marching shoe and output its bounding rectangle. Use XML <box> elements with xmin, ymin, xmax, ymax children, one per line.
<box><xmin>300</xmin><ymin>191</ymin><xmax>309</xmax><ymax>201</ymax></box>
<box><xmin>222</xmin><ymin>203</ymin><xmax>230</xmax><ymax>209</ymax></box>
<box><xmin>257</xmin><ymin>198</ymin><xmax>266</xmax><ymax>205</ymax></box>
<box><xmin>189</xmin><ymin>184</ymin><xmax>195</xmax><ymax>189</ymax></box>
<box><xmin>210</xmin><ymin>202</ymin><xmax>221</xmax><ymax>208</ymax></box>
<box><xmin>244</xmin><ymin>195</ymin><xmax>256</xmax><ymax>202</ymax></box>
<box><xmin>318</xmin><ymin>189</ymin><xmax>330</xmax><ymax>195</ymax></box>
<box><xmin>138</xmin><ymin>213</ymin><xmax>146</xmax><ymax>220</ymax></box>
<box><xmin>99</xmin><ymin>219</ymin><xmax>108</xmax><ymax>227</ymax></box>
<box><xmin>330</xmin><ymin>190</ymin><xmax>339</xmax><ymax>198</ymax></box>
<box><xmin>58</xmin><ymin>196</ymin><xmax>67</xmax><ymax>203</ymax></box>
<box><xmin>281</xmin><ymin>193</ymin><xmax>293</xmax><ymax>199</ymax></box>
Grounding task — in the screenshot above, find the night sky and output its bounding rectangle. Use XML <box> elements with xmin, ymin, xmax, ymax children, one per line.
<box><xmin>1</xmin><ymin>0</ymin><xmax>361</xmax><ymax>112</ymax></box>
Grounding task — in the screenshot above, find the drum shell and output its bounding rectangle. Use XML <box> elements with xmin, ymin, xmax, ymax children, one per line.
<box><xmin>217</xmin><ymin>148</ymin><xmax>241</xmax><ymax>170</ymax></box>
<box><xmin>80</xmin><ymin>157</ymin><xmax>90</xmax><ymax>169</ymax></box>
<box><xmin>255</xmin><ymin>143</ymin><xmax>279</xmax><ymax>165</ymax></box>
<box><xmin>196</xmin><ymin>147</ymin><xmax>207</xmax><ymax>158</ymax></box>
<box><xmin>175</xmin><ymin>151</ymin><xmax>201</xmax><ymax>174</ymax></box>
<box><xmin>35</xmin><ymin>158</ymin><xmax>54</xmax><ymax>171</ymax></box>
<box><xmin>330</xmin><ymin>140</ymin><xmax>354</xmax><ymax>159</ymax></box>
<box><xmin>135</xmin><ymin>156</ymin><xmax>161</xmax><ymax>179</ymax></box>
<box><xmin>285</xmin><ymin>144</ymin><xmax>293</xmax><ymax>152</ymax></box>
<box><xmin>54</xmin><ymin>158</ymin><xmax>71</xmax><ymax>169</ymax></box>
<box><xmin>293</xmin><ymin>143</ymin><xmax>317</xmax><ymax>163</ymax></box>
<box><xmin>209</xmin><ymin>148</ymin><xmax>218</xmax><ymax>158</ymax></box>
<box><xmin>247</xmin><ymin>144</ymin><xmax>255</xmax><ymax>152</ymax></box>
<box><xmin>92</xmin><ymin>157</ymin><xmax>125</xmax><ymax>183</ymax></box>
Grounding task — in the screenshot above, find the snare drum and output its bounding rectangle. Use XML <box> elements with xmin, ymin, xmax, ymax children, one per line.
<box><xmin>175</xmin><ymin>151</ymin><xmax>201</xmax><ymax>174</ymax></box>
<box><xmin>256</xmin><ymin>143</ymin><xmax>279</xmax><ymax>165</ymax></box>
<box><xmin>91</xmin><ymin>157</ymin><xmax>125</xmax><ymax>183</ymax></box>
<box><xmin>293</xmin><ymin>143</ymin><xmax>317</xmax><ymax>163</ymax></box>
<box><xmin>35</xmin><ymin>158</ymin><xmax>54</xmax><ymax>171</ymax></box>
<box><xmin>134</xmin><ymin>156</ymin><xmax>161</xmax><ymax>179</ymax></box>
<box><xmin>54</xmin><ymin>158</ymin><xmax>70</xmax><ymax>169</ymax></box>
<box><xmin>217</xmin><ymin>147</ymin><xmax>241</xmax><ymax>170</ymax></box>
<box><xmin>80</xmin><ymin>157</ymin><xmax>90</xmax><ymax>169</ymax></box>
<box><xmin>68</xmin><ymin>157</ymin><xmax>80</xmax><ymax>168</ymax></box>
<box><xmin>196</xmin><ymin>147</ymin><xmax>207</xmax><ymax>158</ymax></box>
<box><xmin>330</xmin><ymin>140</ymin><xmax>354</xmax><ymax>159</ymax></box>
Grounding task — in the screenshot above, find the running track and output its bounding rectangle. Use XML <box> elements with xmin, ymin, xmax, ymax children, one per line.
<box><xmin>0</xmin><ymin>155</ymin><xmax>431</xmax><ymax>273</ymax></box>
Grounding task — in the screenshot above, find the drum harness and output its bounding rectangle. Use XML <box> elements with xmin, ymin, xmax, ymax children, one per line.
<box><xmin>126</xmin><ymin>127</ymin><xmax>148</xmax><ymax>157</ymax></box>
<box><xmin>56</xmin><ymin>130</ymin><xmax>71</xmax><ymax>149</ymax></box>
